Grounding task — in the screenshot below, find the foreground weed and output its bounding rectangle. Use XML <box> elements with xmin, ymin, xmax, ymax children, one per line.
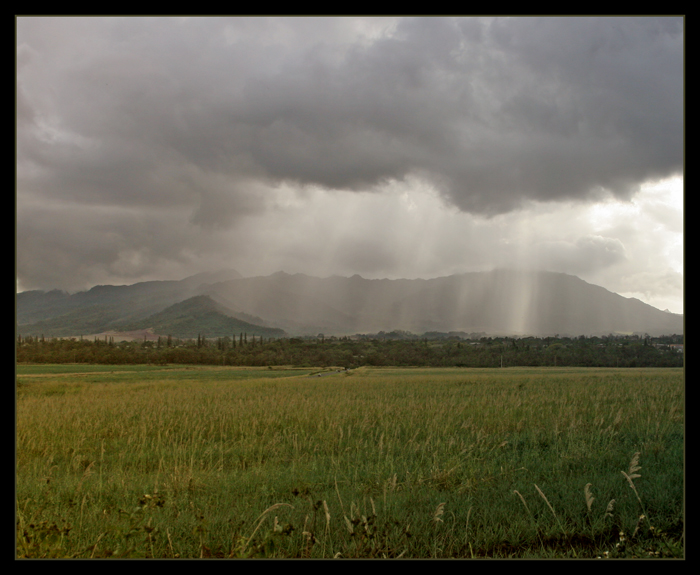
<box><xmin>507</xmin><ymin>452</ymin><xmax>683</xmax><ymax>559</ymax></box>
<box><xmin>237</xmin><ymin>503</ymin><xmax>295</xmax><ymax>558</ymax></box>
<box><xmin>106</xmin><ymin>492</ymin><xmax>167</xmax><ymax>558</ymax></box>
<box><xmin>534</xmin><ymin>484</ymin><xmax>566</xmax><ymax>537</ymax></box>
<box><xmin>594</xmin><ymin>452</ymin><xmax>683</xmax><ymax>559</ymax></box>
<box><xmin>622</xmin><ymin>452</ymin><xmax>645</xmax><ymax>509</ymax></box>
<box><xmin>17</xmin><ymin>519</ymin><xmax>74</xmax><ymax>558</ymax></box>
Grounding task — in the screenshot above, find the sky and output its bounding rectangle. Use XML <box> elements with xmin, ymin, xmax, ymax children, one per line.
<box><xmin>16</xmin><ymin>16</ymin><xmax>684</xmax><ymax>314</ymax></box>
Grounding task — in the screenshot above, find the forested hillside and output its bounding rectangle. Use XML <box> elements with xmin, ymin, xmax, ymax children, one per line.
<box><xmin>111</xmin><ymin>295</ymin><xmax>286</xmax><ymax>338</ymax></box>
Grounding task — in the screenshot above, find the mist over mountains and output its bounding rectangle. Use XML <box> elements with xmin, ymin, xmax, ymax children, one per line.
<box><xmin>16</xmin><ymin>269</ymin><xmax>683</xmax><ymax>339</ymax></box>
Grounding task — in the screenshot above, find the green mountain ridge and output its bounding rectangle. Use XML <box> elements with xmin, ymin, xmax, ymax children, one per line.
<box><xmin>116</xmin><ymin>295</ymin><xmax>286</xmax><ymax>339</ymax></box>
<box><xmin>16</xmin><ymin>270</ymin><xmax>282</xmax><ymax>339</ymax></box>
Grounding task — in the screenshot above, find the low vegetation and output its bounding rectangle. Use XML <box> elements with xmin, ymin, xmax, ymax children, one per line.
<box><xmin>16</xmin><ymin>365</ymin><xmax>683</xmax><ymax>558</ymax></box>
<box><xmin>16</xmin><ymin>332</ymin><xmax>683</xmax><ymax>368</ymax></box>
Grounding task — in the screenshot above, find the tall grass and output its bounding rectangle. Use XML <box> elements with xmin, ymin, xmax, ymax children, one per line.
<box><xmin>16</xmin><ymin>366</ymin><xmax>683</xmax><ymax>558</ymax></box>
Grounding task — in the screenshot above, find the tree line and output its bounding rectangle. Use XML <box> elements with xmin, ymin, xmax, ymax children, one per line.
<box><xmin>16</xmin><ymin>332</ymin><xmax>683</xmax><ymax>368</ymax></box>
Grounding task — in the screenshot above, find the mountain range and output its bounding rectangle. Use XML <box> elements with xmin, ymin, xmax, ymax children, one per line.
<box><xmin>16</xmin><ymin>269</ymin><xmax>683</xmax><ymax>338</ymax></box>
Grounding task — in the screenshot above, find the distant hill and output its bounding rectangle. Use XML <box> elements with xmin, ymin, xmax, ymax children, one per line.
<box><xmin>16</xmin><ymin>268</ymin><xmax>683</xmax><ymax>338</ymax></box>
<box><xmin>201</xmin><ymin>269</ymin><xmax>684</xmax><ymax>337</ymax></box>
<box><xmin>16</xmin><ymin>289</ymin><xmax>73</xmax><ymax>325</ymax></box>
<box><xmin>115</xmin><ymin>295</ymin><xmax>286</xmax><ymax>339</ymax></box>
<box><xmin>176</xmin><ymin>269</ymin><xmax>243</xmax><ymax>290</ymax></box>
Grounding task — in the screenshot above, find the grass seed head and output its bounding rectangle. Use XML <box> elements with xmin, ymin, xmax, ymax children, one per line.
<box><xmin>323</xmin><ymin>500</ymin><xmax>330</xmax><ymax>525</ymax></box>
<box><xmin>535</xmin><ymin>484</ymin><xmax>557</xmax><ymax>519</ymax></box>
<box><xmin>628</xmin><ymin>452</ymin><xmax>642</xmax><ymax>476</ymax></box>
<box><xmin>605</xmin><ymin>499</ymin><xmax>616</xmax><ymax>518</ymax></box>
<box><xmin>584</xmin><ymin>483</ymin><xmax>595</xmax><ymax>512</ymax></box>
<box><xmin>433</xmin><ymin>502</ymin><xmax>446</xmax><ymax>524</ymax></box>
<box><xmin>514</xmin><ymin>490</ymin><xmax>531</xmax><ymax>515</ymax></box>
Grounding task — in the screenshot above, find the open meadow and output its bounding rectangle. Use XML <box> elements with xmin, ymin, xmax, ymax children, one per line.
<box><xmin>16</xmin><ymin>365</ymin><xmax>684</xmax><ymax>558</ymax></box>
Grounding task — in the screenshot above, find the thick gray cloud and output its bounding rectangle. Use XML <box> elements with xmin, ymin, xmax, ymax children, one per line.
<box><xmin>16</xmin><ymin>17</ymin><xmax>683</xmax><ymax>312</ymax></box>
<box><xmin>18</xmin><ymin>17</ymin><xmax>682</xmax><ymax>209</ymax></box>
<box><xmin>526</xmin><ymin>236</ymin><xmax>628</xmax><ymax>276</ymax></box>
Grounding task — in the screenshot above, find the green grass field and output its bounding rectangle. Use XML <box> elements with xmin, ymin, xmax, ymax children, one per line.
<box><xmin>16</xmin><ymin>365</ymin><xmax>684</xmax><ymax>558</ymax></box>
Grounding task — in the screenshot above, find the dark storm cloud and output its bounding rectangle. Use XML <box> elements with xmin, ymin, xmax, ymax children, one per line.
<box><xmin>234</xmin><ymin>16</ymin><xmax>682</xmax><ymax>213</ymax></box>
<box><xmin>16</xmin><ymin>197</ymin><xmax>193</xmax><ymax>290</ymax></box>
<box><xmin>18</xmin><ymin>17</ymin><xmax>683</xmax><ymax>216</ymax></box>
